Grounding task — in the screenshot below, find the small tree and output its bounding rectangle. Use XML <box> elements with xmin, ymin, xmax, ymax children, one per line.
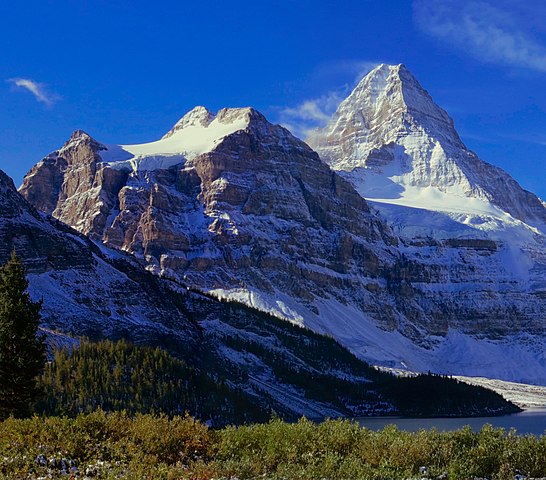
<box><xmin>0</xmin><ymin>251</ymin><xmax>46</xmax><ymax>418</ymax></box>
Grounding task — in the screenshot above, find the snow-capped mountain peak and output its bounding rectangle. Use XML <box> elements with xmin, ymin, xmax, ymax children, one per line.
<box><xmin>317</xmin><ymin>64</ymin><xmax>463</xmax><ymax>163</ymax></box>
<box><xmin>308</xmin><ymin>63</ymin><xmax>546</xmax><ymax>232</ymax></box>
<box><xmin>98</xmin><ymin>107</ymin><xmax>258</xmax><ymax>172</ymax></box>
<box><xmin>346</xmin><ymin>64</ymin><xmax>453</xmax><ymax>122</ymax></box>
<box><xmin>308</xmin><ymin>63</ymin><xmax>463</xmax><ymax>170</ymax></box>
<box><xmin>162</xmin><ymin>106</ymin><xmax>215</xmax><ymax>138</ymax></box>
<box><xmin>162</xmin><ymin>106</ymin><xmax>271</xmax><ymax>140</ymax></box>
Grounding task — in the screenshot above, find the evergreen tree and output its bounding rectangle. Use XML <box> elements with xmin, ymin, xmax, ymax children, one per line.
<box><xmin>0</xmin><ymin>251</ymin><xmax>46</xmax><ymax>418</ymax></box>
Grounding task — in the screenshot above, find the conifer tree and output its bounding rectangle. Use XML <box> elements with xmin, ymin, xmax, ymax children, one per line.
<box><xmin>0</xmin><ymin>251</ymin><xmax>46</xmax><ymax>418</ymax></box>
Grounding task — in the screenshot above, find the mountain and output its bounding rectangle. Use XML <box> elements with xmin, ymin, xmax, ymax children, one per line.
<box><xmin>19</xmin><ymin>89</ymin><xmax>546</xmax><ymax>385</ymax></box>
<box><xmin>20</xmin><ymin>107</ymin><xmax>407</xmax><ymax>329</ymax></box>
<box><xmin>5</xmin><ymin>167</ymin><xmax>514</xmax><ymax>421</ymax></box>
<box><xmin>308</xmin><ymin>64</ymin><xmax>546</xmax><ymax>382</ymax></box>
<box><xmin>307</xmin><ymin>64</ymin><xmax>546</xmax><ymax>232</ymax></box>
<box><xmin>0</xmin><ymin>168</ymin><xmax>199</xmax><ymax>347</ymax></box>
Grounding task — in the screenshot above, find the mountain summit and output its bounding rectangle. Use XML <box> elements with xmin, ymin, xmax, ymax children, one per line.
<box><xmin>308</xmin><ymin>64</ymin><xmax>546</xmax><ymax>232</ymax></box>
<box><xmin>309</xmin><ymin>64</ymin><xmax>463</xmax><ymax>165</ymax></box>
<box><xmin>19</xmin><ymin>105</ymin><xmax>396</xmax><ymax>326</ymax></box>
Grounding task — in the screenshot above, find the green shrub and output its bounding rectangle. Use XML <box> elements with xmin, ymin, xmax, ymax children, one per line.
<box><xmin>2</xmin><ymin>412</ymin><xmax>546</xmax><ymax>479</ymax></box>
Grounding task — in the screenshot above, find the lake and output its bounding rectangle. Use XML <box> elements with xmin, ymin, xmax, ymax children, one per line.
<box><xmin>356</xmin><ymin>408</ymin><xmax>546</xmax><ymax>436</ymax></box>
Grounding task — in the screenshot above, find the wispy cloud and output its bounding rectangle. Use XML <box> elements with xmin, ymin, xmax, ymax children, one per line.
<box><xmin>277</xmin><ymin>60</ymin><xmax>381</xmax><ymax>139</ymax></box>
<box><xmin>313</xmin><ymin>59</ymin><xmax>381</xmax><ymax>85</ymax></box>
<box><xmin>413</xmin><ymin>0</ymin><xmax>546</xmax><ymax>72</ymax></box>
<box><xmin>7</xmin><ymin>78</ymin><xmax>59</xmax><ymax>106</ymax></box>
<box><xmin>277</xmin><ymin>91</ymin><xmax>344</xmax><ymax>139</ymax></box>
<box><xmin>499</xmin><ymin>132</ymin><xmax>546</xmax><ymax>147</ymax></box>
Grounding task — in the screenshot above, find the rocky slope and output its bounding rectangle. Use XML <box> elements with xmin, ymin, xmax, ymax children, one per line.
<box><xmin>19</xmin><ymin>82</ymin><xmax>546</xmax><ymax>384</ymax></box>
<box><xmin>0</xmin><ymin>167</ymin><xmax>408</xmax><ymax>419</ymax></box>
<box><xmin>0</xmin><ymin>169</ymin><xmax>199</xmax><ymax>347</ymax></box>
<box><xmin>7</xmin><ymin>166</ymin><xmax>513</xmax><ymax>420</ymax></box>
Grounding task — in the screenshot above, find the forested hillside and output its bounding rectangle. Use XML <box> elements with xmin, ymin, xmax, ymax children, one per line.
<box><xmin>35</xmin><ymin>337</ymin><xmax>519</xmax><ymax>425</ymax></box>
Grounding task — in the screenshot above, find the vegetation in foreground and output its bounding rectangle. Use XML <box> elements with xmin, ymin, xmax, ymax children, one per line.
<box><xmin>1</xmin><ymin>411</ymin><xmax>546</xmax><ymax>479</ymax></box>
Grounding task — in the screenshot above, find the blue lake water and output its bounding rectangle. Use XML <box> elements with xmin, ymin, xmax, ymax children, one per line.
<box><xmin>356</xmin><ymin>408</ymin><xmax>546</xmax><ymax>436</ymax></box>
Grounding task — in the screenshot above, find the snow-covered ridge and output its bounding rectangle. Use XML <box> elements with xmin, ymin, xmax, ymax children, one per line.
<box><xmin>453</xmin><ymin>376</ymin><xmax>546</xmax><ymax>409</ymax></box>
<box><xmin>99</xmin><ymin>107</ymin><xmax>254</xmax><ymax>172</ymax></box>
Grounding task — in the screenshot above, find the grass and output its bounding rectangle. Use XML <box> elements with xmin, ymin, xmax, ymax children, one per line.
<box><xmin>2</xmin><ymin>411</ymin><xmax>546</xmax><ymax>479</ymax></box>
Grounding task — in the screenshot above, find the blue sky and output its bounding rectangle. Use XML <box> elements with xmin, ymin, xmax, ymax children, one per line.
<box><xmin>1</xmin><ymin>0</ymin><xmax>545</xmax><ymax>199</ymax></box>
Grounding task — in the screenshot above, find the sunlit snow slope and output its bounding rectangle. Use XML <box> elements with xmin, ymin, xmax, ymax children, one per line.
<box><xmin>100</xmin><ymin>106</ymin><xmax>250</xmax><ymax>171</ymax></box>
<box><xmin>308</xmin><ymin>64</ymin><xmax>546</xmax><ymax>236</ymax></box>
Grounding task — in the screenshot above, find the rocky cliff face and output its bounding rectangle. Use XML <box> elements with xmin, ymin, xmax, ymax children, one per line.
<box><xmin>19</xmin><ymin>87</ymin><xmax>546</xmax><ymax>384</ymax></box>
<box><xmin>20</xmin><ymin>131</ymin><xmax>129</xmax><ymax>241</ymax></box>
<box><xmin>0</xmin><ymin>168</ymin><xmax>199</xmax><ymax>347</ymax></box>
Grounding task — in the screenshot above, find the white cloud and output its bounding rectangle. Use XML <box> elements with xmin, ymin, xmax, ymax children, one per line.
<box><xmin>276</xmin><ymin>59</ymin><xmax>382</xmax><ymax>140</ymax></box>
<box><xmin>7</xmin><ymin>78</ymin><xmax>59</xmax><ymax>106</ymax></box>
<box><xmin>278</xmin><ymin>91</ymin><xmax>344</xmax><ymax>139</ymax></box>
<box><xmin>413</xmin><ymin>0</ymin><xmax>546</xmax><ymax>72</ymax></box>
<box><xmin>314</xmin><ymin>59</ymin><xmax>381</xmax><ymax>85</ymax></box>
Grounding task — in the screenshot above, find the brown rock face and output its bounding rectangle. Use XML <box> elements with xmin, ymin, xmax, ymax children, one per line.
<box><xmin>20</xmin><ymin>109</ymin><xmax>404</xmax><ymax>330</ymax></box>
<box><xmin>20</xmin><ymin>130</ymin><xmax>129</xmax><ymax>241</ymax></box>
<box><xmin>2</xmin><ymin>168</ymin><xmax>198</xmax><ymax>346</ymax></box>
